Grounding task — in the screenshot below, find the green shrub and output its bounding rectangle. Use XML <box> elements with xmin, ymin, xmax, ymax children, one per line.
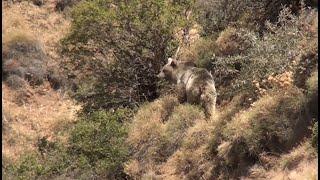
<box><xmin>194</xmin><ymin>0</ymin><xmax>310</xmax><ymax>36</ymax></box>
<box><xmin>61</xmin><ymin>0</ymin><xmax>194</xmax><ymax>112</ymax></box>
<box><xmin>194</xmin><ymin>0</ymin><xmax>262</xmax><ymax>35</ymax></box>
<box><xmin>4</xmin><ymin>109</ymin><xmax>130</xmax><ymax>179</ymax></box>
<box><xmin>192</xmin><ymin>7</ymin><xmax>318</xmax><ymax>103</ymax></box>
<box><xmin>69</xmin><ymin>110</ymin><xmax>129</xmax><ymax>178</ymax></box>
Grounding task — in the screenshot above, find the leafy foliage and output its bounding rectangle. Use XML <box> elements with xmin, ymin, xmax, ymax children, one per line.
<box><xmin>191</xmin><ymin>7</ymin><xmax>318</xmax><ymax>103</ymax></box>
<box><xmin>61</xmin><ymin>0</ymin><xmax>194</xmax><ymax>112</ymax></box>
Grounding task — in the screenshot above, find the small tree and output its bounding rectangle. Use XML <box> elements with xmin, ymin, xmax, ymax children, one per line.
<box><xmin>61</xmin><ymin>0</ymin><xmax>194</xmax><ymax>112</ymax></box>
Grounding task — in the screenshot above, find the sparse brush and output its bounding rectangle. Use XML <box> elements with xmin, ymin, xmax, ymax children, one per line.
<box><xmin>196</xmin><ymin>6</ymin><xmax>319</xmax><ymax>103</ymax></box>
<box><xmin>13</xmin><ymin>89</ymin><xmax>32</xmax><ymax>106</ymax></box>
<box><xmin>5</xmin><ymin>75</ymin><xmax>27</xmax><ymax>90</ymax></box>
<box><xmin>215</xmin><ymin>26</ymin><xmax>253</xmax><ymax>56</ymax></box>
<box><xmin>3</xmin><ymin>30</ymin><xmax>48</xmax><ymax>87</ymax></box>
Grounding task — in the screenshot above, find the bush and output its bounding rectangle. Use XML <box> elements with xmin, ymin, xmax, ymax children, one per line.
<box><xmin>68</xmin><ymin>110</ymin><xmax>130</xmax><ymax>179</ymax></box>
<box><xmin>192</xmin><ymin>7</ymin><xmax>318</xmax><ymax>103</ymax></box>
<box><xmin>194</xmin><ymin>0</ymin><xmax>314</xmax><ymax>36</ymax></box>
<box><xmin>178</xmin><ymin>37</ymin><xmax>218</xmax><ymax>69</ymax></box>
<box><xmin>5</xmin><ymin>75</ymin><xmax>27</xmax><ymax>90</ymax></box>
<box><xmin>194</xmin><ymin>0</ymin><xmax>262</xmax><ymax>35</ymax></box>
<box><xmin>2</xmin><ymin>30</ymin><xmax>48</xmax><ymax>87</ymax></box>
<box><xmin>61</xmin><ymin>0</ymin><xmax>194</xmax><ymax>112</ymax></box>
<box><xmin>215</xmin><ymin>27</ymin><xmax>252</xmax><ymax>56</ymax></box>
<box><xmin>4</xmin><ymin>109</ymin><xmax>130</xmax><ymax>179</ymax></box>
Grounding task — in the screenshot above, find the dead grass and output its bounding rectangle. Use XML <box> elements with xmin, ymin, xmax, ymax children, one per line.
<box><xmin>2</xmin><ymin>83</ymin><xmax>80</xmax><ymax>162</ymax></box>
<box><xmin>215</xmin><ymin>26</ymin><xmax>252</xmax><ymax>56</ymax></box>
<box><xmin>223</xmin><ymin>87</ymin><xmax>308</xmax><ymax>155</ymax></box>
<box><xmin>125</xmin><ymin>95</ymin><xmax>209</xmax><ymax>178</ymax></box>
<box><xmin>2</xmin><ymin>0</ymin><xmax>71</xmax><ymax>66</ymax></box>
<box><xmin>124</xmin><ymin>86</ymin><xmax>315</xmax><ymax>179</ymax></box>
<box><xmin>2</xmin><ymin>0</ymin><xmax>75</xmax><ymax>163</ymax></box>
<box><xmin>244</xmin><ymin>141</ymin><xmax>317</xmax><ymax>180</ymax></box>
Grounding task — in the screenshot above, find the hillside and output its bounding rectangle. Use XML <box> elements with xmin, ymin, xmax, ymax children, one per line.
<box><xmin>2</xmin><ymin>0</ymin><xmax>318</xmax><ymax>179</ymax></box>
<box><xmin>2</xmin><ymin>0</ymin><xmax>78</xmax><ymax>162</ymax></box>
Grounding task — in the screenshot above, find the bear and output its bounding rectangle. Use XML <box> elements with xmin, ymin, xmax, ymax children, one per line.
<box><xmin>157</xmin><ymin>57</ymin><xmax>217</xmax><ymax>118</ymax></box>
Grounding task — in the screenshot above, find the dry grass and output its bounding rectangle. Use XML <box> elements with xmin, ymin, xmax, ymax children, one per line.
<box><xmin>2</xmin><ymin>0</ymin><xmax>71</xmax><ymax>66</ymax></box>
<box><xmin>125</xmin><ymin>86</ymin><xmax>315</xmax><ymax>179</ymax></box>
<box><xmin>244</xmin><ymin>141</ymin><xmax>317</xmax><ymax>180</ymax></box>
<box><xmin>223</xmin><ymin>87</ymin><xmax>308</xmax><ymax>155</ymax></box>
<box><xmin>125</xmin><ymin>95</ymin><xmax>209</xmax><ymax>178</ymax></box>
<box><xmin>2</xmin><ymin>0</ymin><xmax>75</xmax><ymax>162</ymax></box>
<box><xmin>2</xmin><ymin>83</ymin><xmax>80</xmax><ymax>162</ymax></box>
<box><xmin>215</xmin><ymin>26</ymin><xmax>252</xmax><ymax>56</ymax></box>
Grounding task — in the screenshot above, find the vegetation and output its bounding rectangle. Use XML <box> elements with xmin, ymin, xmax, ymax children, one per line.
<box><xmin>3</xmin><ymin>110</ymin><xmax>130</xmax><ymax>179</ymax></box>
<box><xmin>61</xmin><ymin>0</ymin><xmax>194</xmax><ymax>112</ymax></box>
<box><xmin>312</xmin><ymin>122</ymin><xmax>318</xmax><ymax>151</ymax></box>
<box><xmin>3</xmin><ymin>0</ymin><xmax>318</xmax><ymax>179</ymax></box>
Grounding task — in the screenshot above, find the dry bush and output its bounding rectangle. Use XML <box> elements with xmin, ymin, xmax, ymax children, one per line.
<box><xmin>3</xmin><ymin>30</ymin><xmax>48</xmax><ymax>87</ymax></box>
<box><xmin>245</xmin><ymin>140</ymin><xmax>317</xmax><ymax>179</ymax></box>
<box><xmin>311</xmin><ymin>122</ymin><xmax>318</xmax><ymax>151</ymax></box>
<box><xmin>46</xmin><ymin>69</ymin><xmax>67</xmax><ymax>90</ymax></box>
<box><xmin>125</xmin><ymin>96</ymin><xmax>176</xmax><ymax>178</ymax></box>
<box><xmin>223</xmin><ymin>87</ymin><xmax>308</xmax><ymax>156</ymax></box>
<box><xmin>278</xmin><ymin>141</ymin><xmax>316</xmax><ymax>171</ymax></box>
<box><xmin>161</xmin><ymin>121</ymin><xmax>215</xmax><ymax>179</ymax></box>
<box><xmin>201</xmin><ymin>7</ymin><xmax>319</xmax><ymax>104</ymax></box>
<box><xmin>5</xmin><ymin>75</ymin><xmax>28</xmax><ymax>90</ymax></box>
<box><xmin>178</xmin><ymin>37</ymin><xmax>217</xmax><ymax>67</ymax></box>
<box><xmin>306</xmin><ymin>70</ymin><xmax>318</xmax><ymax>95</ymax></box>
<box><xmin>215</xmin><ymin>27</ymin><xmax>253</xmax><ymax>56</ymax></box>
<box><xmin>13</xmin><ymin>89</ymin><xmax>33</xmax><ymax>106</ymax></box>
<box><xmin>163</xmin><ymin>147</ymin><xmax>212</xmax><ymax>180</ymax></box>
